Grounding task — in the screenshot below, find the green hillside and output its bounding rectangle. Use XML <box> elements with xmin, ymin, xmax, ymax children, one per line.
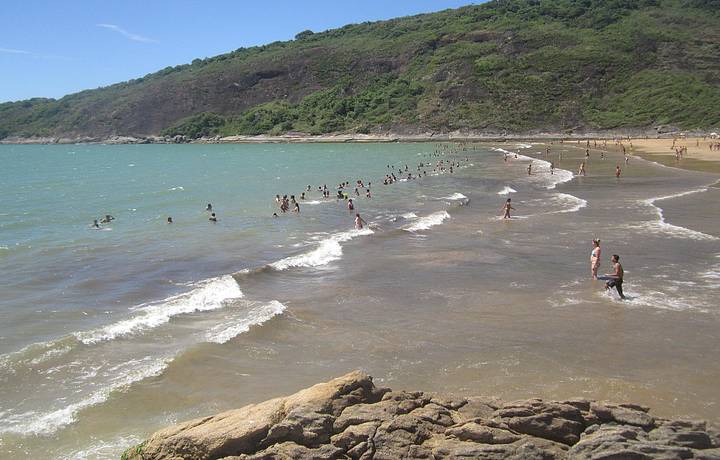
<box><xmin>2</xmin><ymin>0</ymin><xmax>719</xmax><ymax>140</ymax></box>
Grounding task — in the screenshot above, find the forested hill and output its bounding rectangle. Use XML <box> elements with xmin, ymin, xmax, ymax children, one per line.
<box><xmin>2</xmin><ymin>0</ymin><xmax>720</xmax><ymax>140</ymax></box>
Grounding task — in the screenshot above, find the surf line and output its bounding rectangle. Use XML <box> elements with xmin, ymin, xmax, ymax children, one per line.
<box><xmin>638</xmin><ymin>187</ymin><xmax>718</xmax><ymax>241</ymax></box>
<box><xmin>492</xmin><ymin>147</ymin><xmax>574</xmax><ymax>190</ymax></box>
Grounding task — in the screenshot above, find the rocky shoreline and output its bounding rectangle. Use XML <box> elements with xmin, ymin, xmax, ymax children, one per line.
<box><xmin>0</xmin><ymin>127</ymin><xmax>707</xmax><ymax>145</ymax></box>
<box><xmin>122</xmin><ymin>371</ymin><xmax>719</xmax><ymax>460</ymax></box>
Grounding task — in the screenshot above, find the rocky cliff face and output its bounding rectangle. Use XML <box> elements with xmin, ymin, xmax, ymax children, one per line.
<box><xmin>123</xmin><ymin>371</ymin><xmax>720</xmax><ymax>459</ymax></box>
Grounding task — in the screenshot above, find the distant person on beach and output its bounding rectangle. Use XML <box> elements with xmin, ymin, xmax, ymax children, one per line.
<box><xmin>578</xmin><ymin>161</ymin><xmax>586</xmax><ymax>176</ymax></box>
<box><xmin>615</xmin><ymin>165</ymin><xmax>622</xmax><ymax>178</ymax></box>
<box><xmin>355</xmin><ymin>213</ymin><xmax>367</xmax><ymax>230</ymax></box>
<box><xmin>502</xmin><ymin>198</ymin><xmax>514</xmax><ymax>219</ymax></box>
<box><xmin>209</xmin><ymin>213</ymin><xmax>218</xmax><ymax>222</ymax></box>
<box><xmin>590</xmin><ymin>239</ymin><xmax>601</xmax><ymax>279</ymax></box>
<box><xmin>604</xmin><ymin>254</ymin><xmax>625</xmax><ymax>299</ymax></box>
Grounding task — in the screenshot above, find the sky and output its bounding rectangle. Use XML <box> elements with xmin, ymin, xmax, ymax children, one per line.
<box><xmin>0</xmin><ymin>1</ymin><xmax>478</xmax><ymax>103</ymax></box>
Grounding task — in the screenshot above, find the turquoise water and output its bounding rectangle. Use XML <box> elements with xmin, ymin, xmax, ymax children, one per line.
<box><xmin>1</xmin><ymin>142</ymin><xmax>720</xmax><ymax>458</ymax></box>
<box><xmin>0</xmin><ymin>143</ymin><xmax>445</xmax><ymax>350</ymax></box>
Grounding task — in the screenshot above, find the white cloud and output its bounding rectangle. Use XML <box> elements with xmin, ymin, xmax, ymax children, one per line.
<box><xmin>0</xmin><ymin>47</ymin><xmax>70</xmax><ymax>60</ymax></box>
<box><xmin>0</xmin><ymin>47</ymin><xmax>31</xmax><ymax>54</ymax></box>
<box><xmin>97</xmin><ymin>23</ymin><xmax>158</xmax><ymax>43</ymax></box>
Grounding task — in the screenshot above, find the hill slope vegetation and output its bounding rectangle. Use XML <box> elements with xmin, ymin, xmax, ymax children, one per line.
<box><xmin>1</xmin><ymin>0</ymin><xmax>719</xmax><ymax>140</ymax></box>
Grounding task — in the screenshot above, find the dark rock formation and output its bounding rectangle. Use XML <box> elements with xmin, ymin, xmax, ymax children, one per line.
<box><xmin>123</xmin><ymin>371</ymin><xmax>720</xmax><ymax>460</ymax></box>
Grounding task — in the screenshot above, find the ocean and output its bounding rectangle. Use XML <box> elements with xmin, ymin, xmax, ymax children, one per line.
<box><xmin>1</xmin><ymin>142</ymin><xmax>719</xmax><ymax>458</ymax></box>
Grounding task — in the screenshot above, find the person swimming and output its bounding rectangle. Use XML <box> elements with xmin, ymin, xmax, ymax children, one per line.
<box><xmin>209</xmin><ymin>213</ymin><xmax>218</xmax><ymax>222</ymax></box>
<box><xmin>100</xmin><ymin>214</ymin><xmax>114</xmax><ymax>224</ymax></box>
<box><xmin>206</xmin><ymin>203</ymin><xmax>213</xmax><ymax>212</ymax></box>
<box><xmin>502</xmin><ymin>198</ymin><xmax>514</xmax><ymax>219</ymax></box>
<box><xmin>590</xmin><ymin>239</ymin><xmax>601</xmax><ymax>280</ymax></box>
<box><xmin>92</xmin><ymin>219</ymin><xmax>100</xmax><ymax>228</ymax></box>
<box><xmin>167</xmin><ymin>217</ymin><xmax>173</xmax><ymax>224</ymax></box>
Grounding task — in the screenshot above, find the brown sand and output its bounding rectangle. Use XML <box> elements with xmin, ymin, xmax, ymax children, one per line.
<box><xmin>629</xmin><ymin>138</ymin><xmax>720</xmax><ymax>174</ymax></box>
<box><xmin>557</xmin><ymin>137</ymin><xmax>720</xmax><ymax>174</ymax></box>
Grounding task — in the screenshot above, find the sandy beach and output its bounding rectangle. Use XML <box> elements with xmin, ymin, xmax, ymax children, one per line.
<box><xmin>629</xmin><ymin>138</ymin><xmax>720</xmax><ymax>175</ymax></box>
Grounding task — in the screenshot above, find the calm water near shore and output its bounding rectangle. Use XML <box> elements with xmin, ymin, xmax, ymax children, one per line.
<box><xmin>1</xmin><ymin>142</ymin><xmax>719</xmax><ymax>458</ymax></box>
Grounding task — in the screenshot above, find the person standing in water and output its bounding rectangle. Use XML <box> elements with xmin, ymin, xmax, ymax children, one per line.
<box><xmin>615</xmin><ymin>165</ymin><xmax>622</xmax><ymax>178</ymax></box>
<box><xmin>209</xmin><ymin>213</ymin><xmax>218</xmax><ymax>222</ymax></box>
<box><xmin>550</xmin><ymin>162</ymin><xmax>555</xmax><ymax>175</ymax></box>
<box><xmin>354</xmin><ymin>213</ymin><xmax>367</xmax><ymax>230</ymax></box>
<box><xmin>590</xmin><ymin>239</ymin><xmax>601</xmax><ymax>280</ymax></box>
<box><xmin>502</xmin><ymin>198</ymin><xmax>514</xmax><ymax>219</ymax></box>
<box><xmin>604</xmin><ymin>254</ymin><xmax>626</xmax><ymax>299</ymax></box>
<box><xmin>206</xmin><ymin>203</ymin><xmax>213</xmax><ymax>212</ymax></box>
<box><xmin>578</xmin><ymin>161</ymin><xmax>587</xmax><ymax>176</ymax></box>
<box><xmin>527</xmin><ymin>162</ymin><xmax>532</xmax><ymax>175</ymax></box>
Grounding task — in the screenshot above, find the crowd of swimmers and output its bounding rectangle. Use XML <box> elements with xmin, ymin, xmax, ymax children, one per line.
<box><xmin>88</xmin><ymin>140</ymin><xmax>631</xmax><ymax>299</ymax></box>
<box><xmin>267</xmin><ymin>144</ymin><xmax>473</xmax><ymax>229</ymax></box>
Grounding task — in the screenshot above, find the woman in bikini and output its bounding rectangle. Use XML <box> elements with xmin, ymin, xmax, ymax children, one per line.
<box><xmin>590</xmin><ymin>239</ymin><xmax>601</xmax><ymax>280</ymax></box>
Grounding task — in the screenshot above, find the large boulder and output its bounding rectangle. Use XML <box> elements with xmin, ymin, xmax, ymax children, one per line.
<box><xmin>123</xmin><ymin>371</ymin><xmax>720</xmax><ymax>460</ymax></box>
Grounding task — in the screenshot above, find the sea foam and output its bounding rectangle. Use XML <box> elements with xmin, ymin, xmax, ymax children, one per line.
<box><xmin>206</xmin><ymin>300</ymin><xmax>287</xmax><ymax>344</ymax></box>
<box><xmin>75</xmin><ymin>275</ymin><xmax>243</xmax><ymax>344</ymax></box>
<box><xmin>269</xmin><ymin>228</ymin><xmax>374</xmax><ymax>270</ymax></box>
<box><xmin>629</xmin><ymin>188</ymin><xmax>718</xmax><ymax>241</ymax></box>
<box><xmin>404</xmin><ymin>211</ymin><xmax>451</xmax><ymax>232</ymax></box>
<box><xmin>0</xmin><ymin>355</ymin><xmax>170</xmax><ymax>436</ymax></box>
<box><xmin>442</xmin><ymin>192</ymin><xmax>468</xmax><ymax>201</ymax></box>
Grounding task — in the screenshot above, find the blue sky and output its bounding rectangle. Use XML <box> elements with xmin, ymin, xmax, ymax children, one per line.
<box><xmin>0</xmin><ymin>1</ymin><xmax>478</xmax><ymax>103</ymax></box>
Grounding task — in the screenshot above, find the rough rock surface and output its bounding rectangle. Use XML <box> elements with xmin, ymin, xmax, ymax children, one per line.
<box><xmin>123</xmin><ymin>371</ymin><xmax>720</xmax><ymax>460</ymax></box>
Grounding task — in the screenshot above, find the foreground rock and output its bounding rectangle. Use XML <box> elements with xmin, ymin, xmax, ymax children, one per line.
<box><xmin>123</xmin><ymin>371</ymin><xmax>720</xmax><ymax>459</ymax></box>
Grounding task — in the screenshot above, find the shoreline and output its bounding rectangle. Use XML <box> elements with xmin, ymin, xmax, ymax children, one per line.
<box><xmin>1</xmin><ymin>130</ymin><xmax>716</xmax><ymax>146</ymax></box>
